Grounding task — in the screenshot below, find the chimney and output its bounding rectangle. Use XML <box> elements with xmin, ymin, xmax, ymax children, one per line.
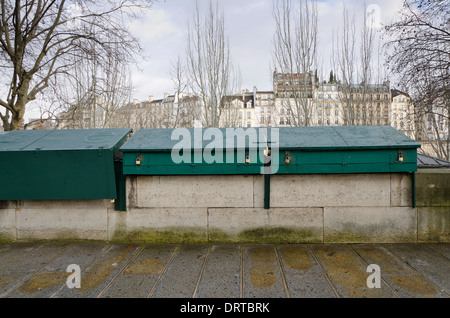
<box><xmin>149</xmin><ymin>95</ymin><xmax>153</xmax><ymax>102</ymax></box>
<box><xmin>164</xmin><ymin>93</ymin><xmax>169</xmax><ymax>99</ymax></box>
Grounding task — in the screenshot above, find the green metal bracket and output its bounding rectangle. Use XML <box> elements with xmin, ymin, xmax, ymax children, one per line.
<box><xmin>114</xmin><ymin>158</ymin><xmax>127</xmax><ymax>211</ymax></box>
<box><xmin>264</xmin><ymin>173</ymin><xmax>270</xmax><ymax>210</ymax></box>
<box><xmin>412</xmin><ymin>172</ymin><xmax>416</xmax><ymax>208</ymax></box>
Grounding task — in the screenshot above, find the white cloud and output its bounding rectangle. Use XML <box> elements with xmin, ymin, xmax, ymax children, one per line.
<box><xmin>129</xmin><ymin>0</ymin><xmax>407</xmax><ymax>100</ymax></box>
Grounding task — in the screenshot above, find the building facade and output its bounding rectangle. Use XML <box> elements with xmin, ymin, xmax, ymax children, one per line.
<box><xmin>391</xmin><ymin>89</ymin><xmax>415</xmax><ymax>139</ymax></box>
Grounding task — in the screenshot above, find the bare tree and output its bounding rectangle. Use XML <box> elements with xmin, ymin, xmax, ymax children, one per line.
<box><xmin>0</xmin><ymin>0</ymin><xmax>152</xmax><ymax>131</ymax></box>
<box><xmin>186</xmin><ymin>0</ymin><xmax>235</xmax><ymax>128</ymax></box>
<box><xmin>384</xmin><ymin>0</ymin><xmax>450</xmax><ymax>159</ymax></box>
<box><xmin>52</xmin><ymin>41</ymin><xmax>134</xmax><ymax>130</ymax></box>
<box><xmin>331</xmin><ymin>3</ymin><xmax>357</xmax><ymax>126</ymax></box>
<box><xmin>168</xmin><ymin>54</ymin><xmax>204</xmax><ymax>128</ymax></box>
<box><xmin>271</xmin><ymin>0</ymin><xmax>318</xmax><ymax>127</ymax></box>
<box><xmin>360</xmin><ymin>2</ymin><xmax>376</xmax><ymax>125</ymax></box>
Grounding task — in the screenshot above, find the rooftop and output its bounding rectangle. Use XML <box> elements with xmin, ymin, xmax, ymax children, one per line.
<box><xmin>417</xmin><ymin>153</ymin><xmax>450</xmax><ymax>169</ymax></box>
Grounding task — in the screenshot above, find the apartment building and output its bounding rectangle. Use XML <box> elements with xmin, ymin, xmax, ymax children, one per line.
<box><xmin>391</xmin><ymin>89</ymin><xmax>415</xmax><ymax>139</ymax></box>
<box><xmin>273</xmin><ymin>72</ymin><xmax>313</xmax><ymax>98</ymax></box>
<box><xmin>220</xmin><ymin>90</ymin><xmax>255</xmax><ymax>128</ymax></box>
<box><xmin>314</xmin><ymin>83</ymin><xmax>342</xmax><ymax>126</ymax></box>
<box><xmin>338</xmin><ymin>82</ymin><xmax>391</xmax><ymax>126</ymax></box>
<box><xmin>254</xmin><ymin>88</ymin><xmax>276</xmax><ymax>127</ymax></box>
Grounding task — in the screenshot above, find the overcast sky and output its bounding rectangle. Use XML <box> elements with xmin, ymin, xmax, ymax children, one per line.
<box><xmin>19</xmin><ymin>0</ymin><xmax>406</xmax><ymax>122</ymax></box>
<box><xmin>128</xmin><ymin>0</ymin><xmax>405</xmax><ymax>102</ymax></box>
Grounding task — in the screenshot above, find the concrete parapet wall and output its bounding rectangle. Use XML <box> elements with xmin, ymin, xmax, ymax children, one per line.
<box><xmin>1</xmin><ymin>172</ymin><xmax>448</xmax><ymax>243</ymax></box>
<box><xmin>112</xmin><ymin>173</ymin><xmax>419</xmax><ymax>243</ymax></box>
<box><xmin>415</xmin><ymin>169</ymin><xmax>450</xmax><ymax>242</ymax></box>
<box><xmin>0</xmin><ymin>200</ymin><xmax>112</xmax><ymax>241</ymax></box>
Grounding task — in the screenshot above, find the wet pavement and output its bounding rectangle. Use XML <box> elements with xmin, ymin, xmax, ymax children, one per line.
<box><xmin>0</xmin><ymin>242</ymin><xmax>449</xmax><ymax>299</ymax></box>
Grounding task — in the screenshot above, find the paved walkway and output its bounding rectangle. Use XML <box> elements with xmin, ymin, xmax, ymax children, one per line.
<box><xmin>0</xmin><ymin>242</ymin><xmax>449</xmax><ymax>299</ymax></box>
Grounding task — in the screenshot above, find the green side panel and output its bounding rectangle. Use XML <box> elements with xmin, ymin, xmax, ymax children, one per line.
<box><xmin>0</xmin><ymin>149</ymin><xmax>116</xmax><ymax>200</ymax></box>
<box><xmin>123</xmin><ymin>149</ymin><xmax>418</xmax><ymax>175</ymax></box>
<box><xmin>123</xmin><ymin>151</ymin><xmax>263</xmax><ymax>175</ymax></box>
<box><xmin>275</xmin><ymin>149</ymin><xmax>418</xmax><ymax>174</ymax></box>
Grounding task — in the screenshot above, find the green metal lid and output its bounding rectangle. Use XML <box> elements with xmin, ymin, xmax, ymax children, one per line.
<box><xmin>120</xmin><ymin>128</ymin><xmax>263</xmax><ymax>152</ymax></box>
<box><xmin>120</xmin><ymin>126</ymin><xmax>420</xmax><ymax>153</ymax></box>
<box><xmin>272</xmin><ymin>126</ymin><xmax>420</xmax><ymax>151</ymax></box>
<box><xmin>0</xmin><ymin>128</ymin><xmax>132</xmax><ymax>152</ymax></box>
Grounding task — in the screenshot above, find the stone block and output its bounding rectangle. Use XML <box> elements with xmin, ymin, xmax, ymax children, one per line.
<box><xmin>416</xmin><ymin>169</ymin><xmax>450</xmax><ymax>207</ymax></box>
<box><xmin>0</xmin><ymin>208</ymin><xmax>16</xmax><ymax>241</ymax></box>
<box><xmin>109</xmin><ymin>207</ymin><xmax>208</xmax><ymax>243</ymax></box>
<box><xmin>16</xmin><ymin>208</ymin><xmax>108</xmax><ymax>241</ymax></box>
<box><xmin>134</xmin><ymin>175</ymin><xmax>254</xmax><ymax>208</ymax></box>
<box><xmin>324</xmin><ymin>207</ymin><xmax>417</xmax><ymax>243</ymax></box>
<box><xmin>390</xmin><ymin>173</ymin><xmax>413</xmax><ymax>207</ymax></box>
<box><xmin>418</xmin><ymin>207</ymin><xmax>450</xmax><ymax>242</ymax></box>
<box><xmin>270</xmin><ymin>174</ymin><xmax>391</xmax><ymax>207</ymax></box>
<box><xmin>208</xmin><ymin>207</ymin><xmax>323</xmax><ymax>243</ymax></box>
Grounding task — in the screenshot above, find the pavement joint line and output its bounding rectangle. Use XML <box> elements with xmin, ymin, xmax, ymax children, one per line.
<box><xmin>0</xmin><ymin>244</ymin><xmax>43</xmax><ymax>271</ymax></box>
<box><xmin>348</xmin><ymin>245</ymin><xmax>401</xmax><ymax>298</ymax></box>
<box><xmin>96</xmin><ymin>245</ymin><xmax>146</xmax><ymax>298</ymax></box>
<box><xmin>49</xmin><ymin>243</ymin><xmax>112</xmax><ymax>298</ymax></box>
<box><xmin>192</xmin><ymin>246</ymin><xmax>212</xmax><ymax>298</ymax></box>
<box><xmin>0</xmin><ymin>243</ymin><xmax>74</xmax><ymax>298</ymax></box>
<box><xmin>274</xmin><ymin>246</ymin><xmax>291</xmax><ymax>298</ymax></box>
<box><xmin>307</xmin><ymin>245</ymin><xmax>341</xmax><ymax>298</ymax></box>
<box><xmin>146</xmin><ymin>245</ymin><xmax>180</xmax><ymax>298</ymax></box>
<box><xmin>424</xmin><ymin>244</ymin><xmax>450</xmax><ymax>261</ymax></box>
<box><xmin>383</xmin><ymin>244</ymin><xmax>450</xmax><ymax>298</ymax></box>
<box><xmin>240</xmin><ymin>245</ymin><xmax>244</xmax><ymax>298</ymax></box>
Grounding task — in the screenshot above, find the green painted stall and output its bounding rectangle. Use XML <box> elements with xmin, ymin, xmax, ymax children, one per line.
<box><xmin>120</xmin><ymin>126</ymin><xmax>420</xmax><ymax>175</ymax></box>
<box><xmin>0</xmin><ymin>129</ymin><xmax>131</xmax><ymax>209</ymax></box>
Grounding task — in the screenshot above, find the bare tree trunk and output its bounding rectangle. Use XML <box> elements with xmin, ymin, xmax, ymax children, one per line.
<box><xmin>272</xmin><ymin>0</ymin><xmax>318</xmax><ymax>127</ymax></box>
<box><xmin>360</xmin><ymin>2</ymin><xmax>375</xmax><ymax>126</ymax></box>
<box><xmin>186</xmin><ymin>0</ymin><xmax>233</xmax><ymax>128</ymax></box>
<box><xmin>331</xmin><ymin>3</ymin><xmax>357</xmax><ymax>126</ymax></box>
